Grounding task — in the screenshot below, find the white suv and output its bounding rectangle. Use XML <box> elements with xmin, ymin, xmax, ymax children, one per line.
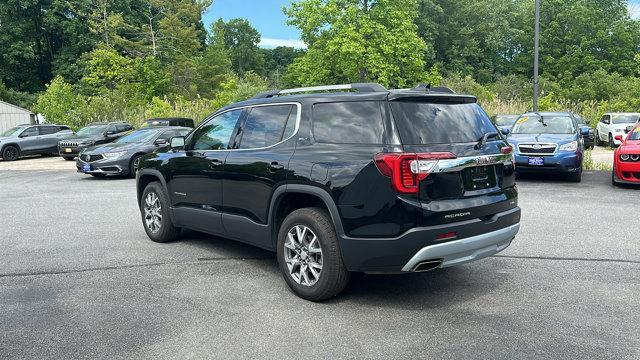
<box><xmin>595</xmin><ymin>113</ymin><xmax>640</xmax><ymax>148</ymax></box>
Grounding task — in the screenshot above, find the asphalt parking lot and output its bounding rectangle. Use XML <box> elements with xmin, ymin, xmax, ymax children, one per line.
<box><xmin>0</xmin><ymin>160</ymin><xmax>638</xmax><ymax>359</ymax></box>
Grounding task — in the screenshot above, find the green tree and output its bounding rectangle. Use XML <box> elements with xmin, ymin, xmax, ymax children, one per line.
<box><xmin>261</xmin><ymin>46</ymin><xmax>305</xmax><ymax>85</ymax></box>
<box><xmin>211</xmin><ymin>18</ymin><xmax>265</xmax><ymax>74</ymax></box>
<box><xmin>284</xmin><ymin>0</ymin><xmax>435</xmax><ymax>88</ymax></box>
<box><xmin>33</xmin><ymin>76</ymin><xmax>85</xmax><ymax>127</ymax></box>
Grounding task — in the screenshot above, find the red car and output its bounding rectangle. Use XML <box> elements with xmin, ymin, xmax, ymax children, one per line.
<box><xmin>612</xmin><ymin>124</ymin><xmax>640</xmax><ymax>186</ymax></box>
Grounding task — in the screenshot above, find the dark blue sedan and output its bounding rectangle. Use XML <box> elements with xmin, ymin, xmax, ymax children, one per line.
<box><xmin>506</xmin><ymin>112</ymin><xmax>590</xmax><ymax>182</ymax></box>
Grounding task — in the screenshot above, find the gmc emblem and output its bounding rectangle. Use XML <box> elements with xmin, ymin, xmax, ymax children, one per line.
<box><xmin>476</xmin><ymin>156</ymin><xmax>492</xmax><ymax>165</ymax></box>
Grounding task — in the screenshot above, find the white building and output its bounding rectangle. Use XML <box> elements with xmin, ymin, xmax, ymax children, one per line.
<box><xmin>0</xmin><ymin>100</ymin><xmax>36</xmax><ymax>133</ymax></box>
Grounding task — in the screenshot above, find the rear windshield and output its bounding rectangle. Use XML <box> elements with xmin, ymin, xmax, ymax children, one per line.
<box><xmin>390</xmin><ymin>101</ymin><xmax>496</xmax><ymax>144</ymax></box>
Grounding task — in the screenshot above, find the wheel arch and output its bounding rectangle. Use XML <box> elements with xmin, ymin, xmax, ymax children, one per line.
<box><xmin>136</xmin><ymin>169</ymin><xmax>168</xmax><ymax>208</ymax></box>
<box><xmin>268</xmin><ymin>184</ymin><xmax>344</xmax><ymax>249</ymax></box>
<box><xmin>1</xmin><ymin>142</ymin><xmax>21</xmax><ymax>153</ymax></box>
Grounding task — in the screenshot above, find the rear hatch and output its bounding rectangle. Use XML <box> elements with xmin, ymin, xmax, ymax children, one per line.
<box><xmin>386</xmin><ymin>94</ymin><xmax>517</xmax><ymax>226</ymax></box>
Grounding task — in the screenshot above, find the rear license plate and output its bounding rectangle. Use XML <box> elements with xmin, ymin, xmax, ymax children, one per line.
<box><xmin>463</xmin><ymin>166</ymin><xmax>496</xmax><ymax>191</ymax></box>
<box><xmin>64</xmin><ymin>148</ymin><xmax>72</xmax><ymax>153</ymax></box>
<box><xmin>82</xmin><ymin>164</ymin><xmax>91</xmax><ymax>172</ymax></box>
<box><xmin>528</xmin><ymin>157</ymin><xmax>544</xmax><ymax>166</ymax></box>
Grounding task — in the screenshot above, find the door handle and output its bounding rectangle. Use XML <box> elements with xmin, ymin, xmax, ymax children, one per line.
<box><xmin>269</xmin><ymin>162</ymin><xmax>284</xmax><ymax>171</ymax></box>
<box><xmin>209</xmin><ymin>159</ymin><xmax>224</xmax><ymax>167</ymax></box>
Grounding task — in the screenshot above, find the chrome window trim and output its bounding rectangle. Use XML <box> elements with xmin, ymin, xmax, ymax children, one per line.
<box><xmin>188</xmin><ymin>102</ymin><xmax>302</xmax><ymax>153</ymax></box>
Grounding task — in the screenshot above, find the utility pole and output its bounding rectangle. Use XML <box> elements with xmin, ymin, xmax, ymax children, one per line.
<box><xmin>533</xmin><ymin>0</ymin><xmax>541</xmax><ymax>112</ymax></box>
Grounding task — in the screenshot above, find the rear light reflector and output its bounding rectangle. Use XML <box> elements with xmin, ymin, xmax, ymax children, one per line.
<box><xmin>501</xmin><ymin>146</ymin><xmax>513</xmax><ymax>155</ymax></box>
<box><xmin>374</xmin><ymin>152</ymin><xmax>456</xmax><ymax>194</ymax></box>
<box><xmin>436</xmin><ymin>231</ymin><xmax>457</xmax><ymax>241</ymax></box>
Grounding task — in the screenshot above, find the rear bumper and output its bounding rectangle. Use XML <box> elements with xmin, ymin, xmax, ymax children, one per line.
<box><xmin>401</xmin><ymin>223</ymin><xmax>519</xmax><ymax>271</ymax></box>
<box><xmin>338</xmin><ymin>207</ymin><xmax>521</xmax><ymax>273</ymax></box>
<box><xmin>514</xmin><ymin>153</ymin><xmax>582</xmax><ymax>174</ymax></box>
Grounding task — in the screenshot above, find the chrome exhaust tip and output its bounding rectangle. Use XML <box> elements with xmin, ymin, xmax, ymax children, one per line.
<box><xmin>412</xmin><ymin>259</ymin><xmax>443</xmax><ymax>272</ymax></box>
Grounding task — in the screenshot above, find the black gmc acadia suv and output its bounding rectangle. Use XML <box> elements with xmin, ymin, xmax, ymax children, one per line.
<box><xmin>136</xmin><ymin>83</ymin><xmax>521</xmax><ymax>301</ymax></box>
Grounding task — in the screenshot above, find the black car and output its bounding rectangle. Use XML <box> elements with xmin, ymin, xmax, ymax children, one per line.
<box><xmin>573</xmin><ymin>113</ymin><xmax>595</xmax><ymax>149</ymax></box>
<box><xmin>141</xmin><ymin>117</ymin><xmax>194</xmax><ymax>128</ymax></box>
<box><xmin>136</xmin><ymin>83</ymin><xmax>521</xmax><ymax>301</ymax></box>
<box><xmin>76</xmin><ymin>127</ymin><xmax>191</xmax><ymax>178</ymax></box>
<box><xmin>58</xmin><ymin>122</ymin><xmax>134</xmax><ymax>160</ymax></box>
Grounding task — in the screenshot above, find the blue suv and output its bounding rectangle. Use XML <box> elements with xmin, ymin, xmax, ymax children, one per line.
<box><xmin>506</xmin><ymin>112</ymin><xmax>590</xmax><ymax>182</ymax></box>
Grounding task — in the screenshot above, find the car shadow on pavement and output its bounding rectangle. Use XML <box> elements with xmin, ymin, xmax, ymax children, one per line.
<box><xmin>179</xmin><ymin>229</ymin><xmax>505</xmax><ymax>308</ymax></box>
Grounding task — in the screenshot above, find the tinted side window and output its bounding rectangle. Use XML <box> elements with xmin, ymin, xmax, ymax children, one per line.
<box><xmin>390</xmin><ymin>101</ymin><xmax>495</xmax><ymax>144</ymax></box>
<box><xmin>21</xmin><ymin>127</ymin><xmax>38</xmax><ymax>137</ymax></box>
<box><xmin>191</xmin><ymin>109</ymin><xmax>243</xmax><ymax>151</ymax></box>
<box><xmin>238</xmin><ymin>105</ymin><xmax>294</xmax><ymax>149</ymax></box>
<box><xmin>39</xmin><ymin>126</ymin><xmax>59</xmax><ymax>135</ymax></box>
<box><xmin>313</xmin><ymin>101</ymin><xmax>385</xmax><ymax>144</ymax></box>
<box><xmin>116</xmin><ymin>124</ymin><xmax>130</xmax><ymax>132</ymax></box>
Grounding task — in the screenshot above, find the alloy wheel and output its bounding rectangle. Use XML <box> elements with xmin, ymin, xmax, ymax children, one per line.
<box><xmin>3</xmin><ymin>147</ymin><xmax>18</xmax><ymax>161</ymax></box>
<box><xmin>144</xmin><ymin>192</ymin><xmax>162</xmax><ymax>233</ymax></box>
<box><xmin>283</xmin><ymin>225</ymin><xmax>323</xmax><ymax>286</ymax></box>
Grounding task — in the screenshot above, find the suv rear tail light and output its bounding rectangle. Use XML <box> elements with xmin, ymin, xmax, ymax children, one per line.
<box><xmin>374</xmin><ymin>152</ymin><xmax>456</xmax><ymax>194</ymax></box>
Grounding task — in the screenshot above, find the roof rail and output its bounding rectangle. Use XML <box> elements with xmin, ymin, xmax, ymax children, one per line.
<box><xmin>252</xmin><ymin>83</ymin><xmax>387</xmax><ymax>99</ymax></box>
<box><xmin>410</xmin><ymin>83</ymin><xmax>456</xmax><ymax>94</ymax></box>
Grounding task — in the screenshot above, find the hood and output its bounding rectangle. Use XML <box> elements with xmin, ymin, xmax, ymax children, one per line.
<box><xmin>507</xmin><ymin>133</ymin><xmax>576</xmax><ymax>144</ymax></box>
<box><xmin>64</xmin><ymin>135</ymin><xmax>105</xmax><ymax>142</ymax></box>
<box><xmin>619</xmin><ymin>140</ymin><xmax>640</xmax><ymax>153</ymax></box>
<box><xmin>83</xmin><ymin>142</ymin><xmax>139</xmax><ymax>154</ymax></box>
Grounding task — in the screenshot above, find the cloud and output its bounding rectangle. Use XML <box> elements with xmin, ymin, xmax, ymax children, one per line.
<box><xmin>259</xmin><ymin>38</ymin><xmax>307</xmax><ymax>49</ymax></box>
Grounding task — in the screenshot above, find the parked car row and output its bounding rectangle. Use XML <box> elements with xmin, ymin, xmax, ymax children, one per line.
<box><xmin>493</xmin><ymin>111</ymin><xmax>640</xmax><ymax>185</ymax></box>
<box><xmin>0</xmin><ymin>117</ymin><xmax>194</xmax><ymax>165</ymax></box>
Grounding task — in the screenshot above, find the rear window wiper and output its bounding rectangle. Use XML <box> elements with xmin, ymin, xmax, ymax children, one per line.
<box><xmin>475</xmin><ymin>131</ymin><xmax>499</xmax><ymax>150</ymax></box>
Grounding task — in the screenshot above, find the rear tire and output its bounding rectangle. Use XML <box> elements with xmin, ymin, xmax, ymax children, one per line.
<box><xmin>141</xmin><ymin>181</ymin><xmax>181</xmax><ymax>243</ymax></box>
<box><xmin>277</xmin><ymin>207</ymin><xmax>350</xmax><ymax>301</ymax></box>
<box><xmin>1</xmin><ymin>145</ymin><xmax>19</xmax><ymax>161</ymax></box>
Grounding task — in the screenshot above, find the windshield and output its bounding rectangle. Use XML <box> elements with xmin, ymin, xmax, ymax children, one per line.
<box><xmin>0</xmin><ymin>127</ymin><xmax>25</xmax><ymax>137</ymax></box>
<box><xmin>494</xmin><ymin>115</ymin><xmax>519</xmax><ymax>127</ymax></box>
<box><xmin>511</xmin><ymin>115</ymin><xmax>576</xmax><ymax>134</ymax></box>
<box><xmin>77</xmin><ymin>125</ymin><xmax>108</xmax><ymax>137</ymax></box>
<box><xmin>629</xmin><ymin>127</ymin><xmax>640</xmax><ymax>141</ymax></box>
<box><xmin>612</xmin><ymin>114</ymin><xmax>640</xmax><ymax>125</ymax></box>
<box><xmin>115</xmin><ymin>129</ymin><xmax>158</xmax><ymax>143</ymax></box>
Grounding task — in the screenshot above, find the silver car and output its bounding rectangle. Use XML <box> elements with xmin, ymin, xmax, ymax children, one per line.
<box><xmin>0</xmin><ymin>124</ymin><xmax>73</xmax><ymax>161</ymax></box>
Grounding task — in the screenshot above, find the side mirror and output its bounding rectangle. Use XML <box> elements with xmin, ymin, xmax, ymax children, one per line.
<box><xmin>170</xmin><ymin>136</ymin><xmax>185</xmax><ymax>149</ymax></box>
<box><xmin>154</xmin><ymin>138</ymin><xmax>169</xmax><ymax>146</ymax></box>
<box><xmin>580</xmin><ymin>127</ymin><xmax>590</xmax><ymax>136</ymax></box>
<box><xmin>615</xmin><ymin>134</ymin><xmax>623</xmax><ymax>141</ymax></box>
<box><xmin>500</xmin><ymin>128</ymin><xmax>510</xmax><ymax>135</ymax></box>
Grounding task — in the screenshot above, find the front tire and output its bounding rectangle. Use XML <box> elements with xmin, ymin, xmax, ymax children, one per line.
<box><xmin>129</xmin><ymin>154</ymin><xmax>144</xmax><ymax>178</ymax></box>
<box><xmin>141</xmin><ymin>181</ymin><xmax>180</xmax><ymax>243</ymax></box>
<box><xmin>567</xmin><ymin>168</ymin><xmax>582</xmax><ymax>183</ymax></box>
<box><xmin>62</xmin><ymin>156</ymin><xmax>75</xmax><ymax>161</ymax></box>
<box><xmin>277</xmin><ymin>208</ymin><xmax>350</xmax><ymax>301</ymax></box>
<box><xmin>612</xmin><ymin>169</ymin><xmax>619</xmax><ymax>187</ymax></box>
<box><xmin>609</xmin><ymin>133</ymin><xmax>616</xmax><ymax>148</ymax></box>
<box><xmin>1</xmin><ymin>145</ymin><xmax>19</xmax><ymax>161</ymax></box>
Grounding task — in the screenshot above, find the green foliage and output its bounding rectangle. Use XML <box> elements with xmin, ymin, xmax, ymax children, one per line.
<box><xmin>33</xmin><ymin>76</ymin><xmax>84</xmax><ymax>128</ymax></box>
<box><xmin>211</xmin><ymin>18</ymin><xmax>265</xmax><ymax>74</ymax></box>
<box><xmin>284</xmin><ymin>0</ymin><xmax>435</xmax><ymax>88</ymax></box>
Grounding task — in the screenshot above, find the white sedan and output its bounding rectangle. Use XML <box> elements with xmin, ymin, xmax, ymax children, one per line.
<box><xmin>595</xmin><ymin>113</ymin><xmax>640</xmax><ymax>147</ymax></box>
